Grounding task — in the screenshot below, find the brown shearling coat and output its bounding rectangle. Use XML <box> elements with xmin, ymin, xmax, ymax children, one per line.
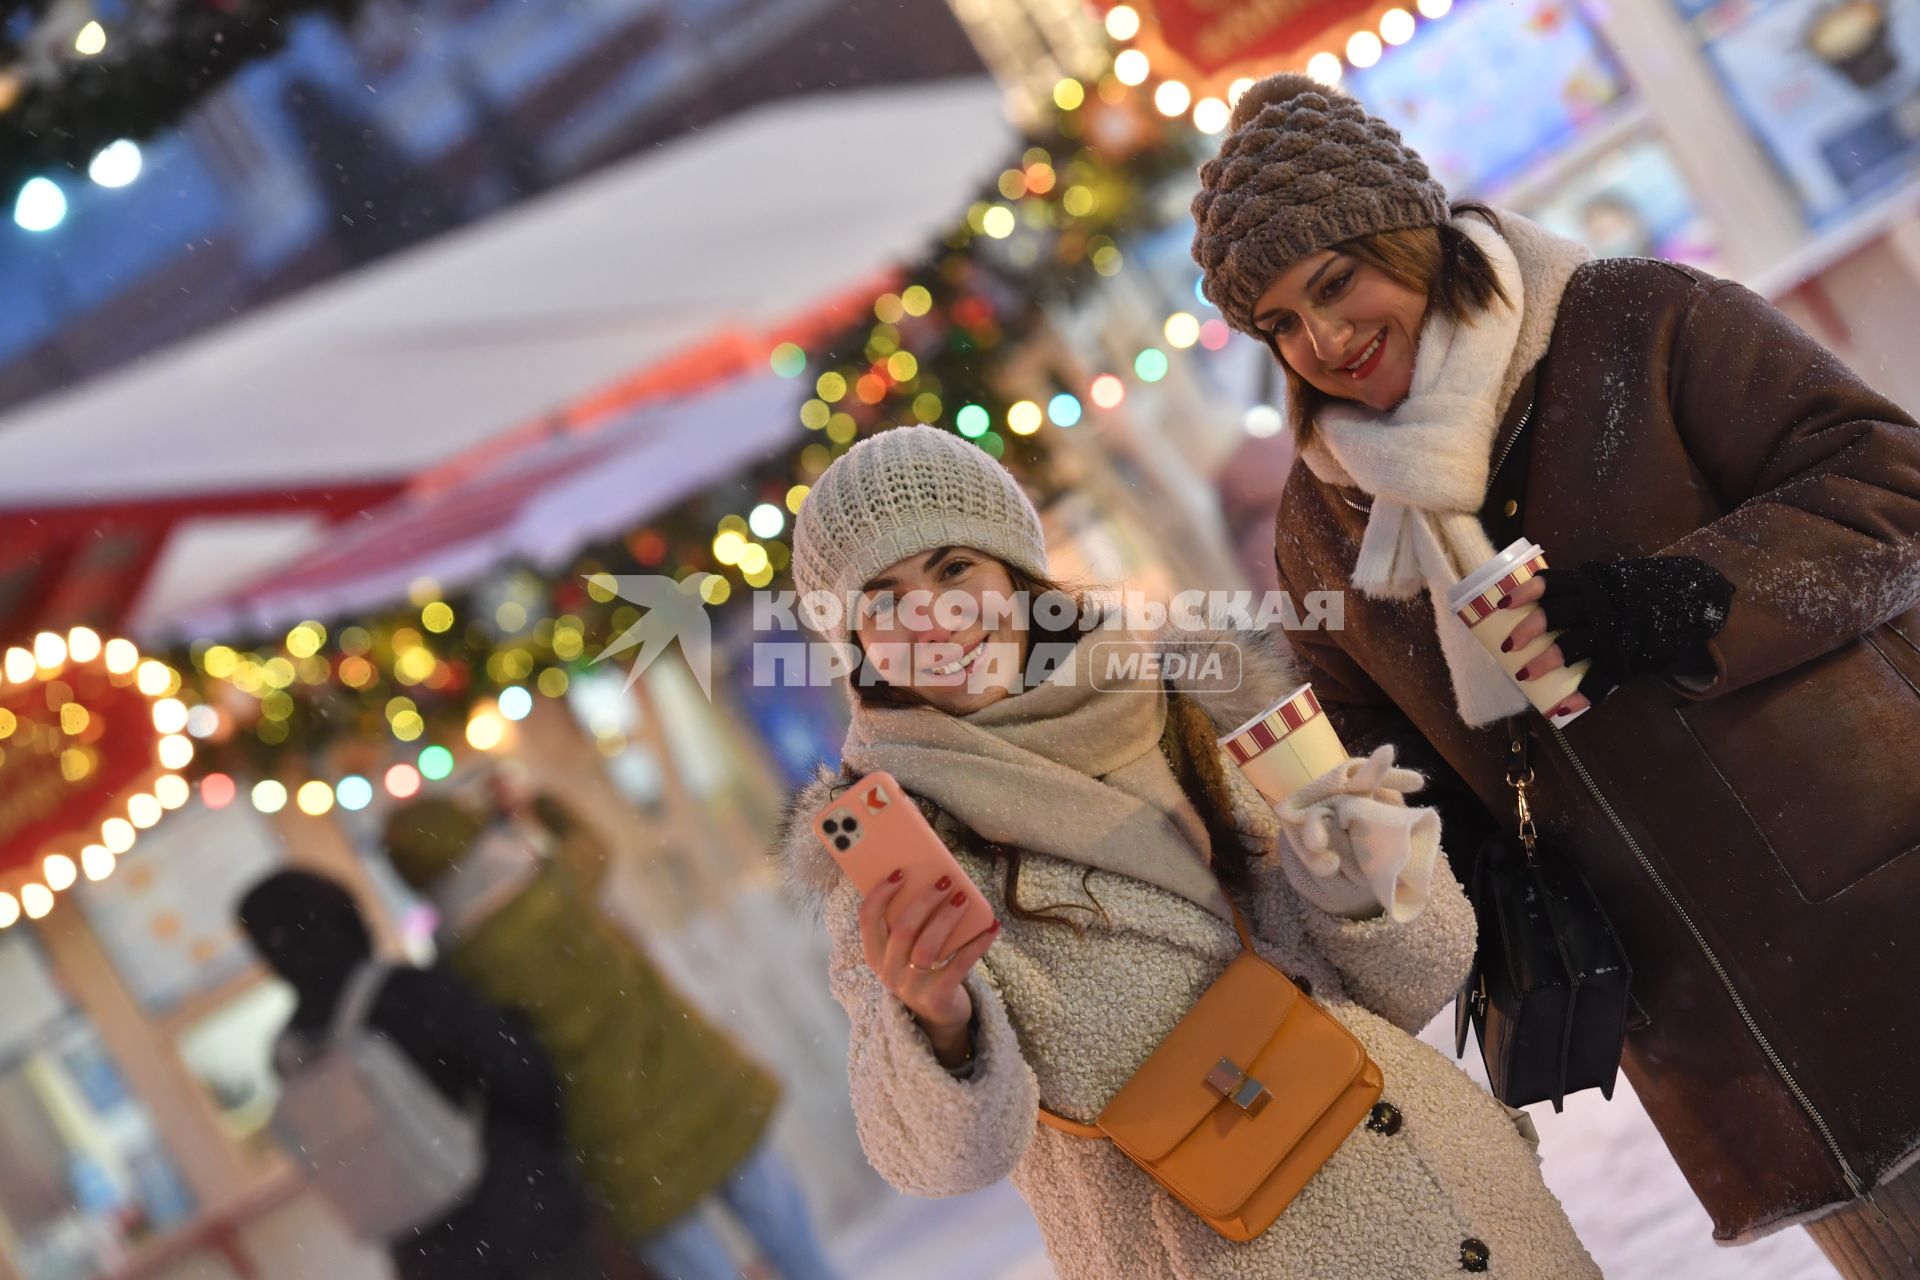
<box><xmin>1274</xmin><ymin>252</ymin><xmax>1920</xmax><ymax>1242</ymax></box>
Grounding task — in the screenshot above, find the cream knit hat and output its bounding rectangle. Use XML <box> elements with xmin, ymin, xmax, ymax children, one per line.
<box><xmin>791</xmin><ymin>425</ymin><xmax>1048</xmax><ymax>642</ymax></box>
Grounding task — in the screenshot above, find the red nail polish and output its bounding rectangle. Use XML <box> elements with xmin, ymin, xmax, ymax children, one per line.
<box><xmin>989</xmin><ymin>921</ymin><xmax>1002</xmax><ymax>933</ymax></box>
<box><xmin>950</xmin><ymin>891</ymin><xmax>967</xmax><ymax>908</ymax></box>
<box><xmin>888</xmin><ymin>869</ymin><xmax>904</xmax><ymax>883</ymax></box>
<box><xmin>1500</xmin><ymin>637</ymin><xmax>1513</xmax><ymax>653</ymax></box>
<box><xmin>935</xmin><ymin>875</ymin><xmax>952</xmax><ymax>892</ymax></box>
<box><xmin>1497</xmin><ymin>594</ymin><xmax>1512</xmax><ymax>609</ymax></box>
<box><xmin>1516</xmin><ymin>667</ymin><xmax>1531</xmax><ymax>682</ymax></box>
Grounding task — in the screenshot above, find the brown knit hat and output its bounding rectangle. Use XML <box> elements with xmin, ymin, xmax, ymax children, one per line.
<box><xmin>1191</xmin><ymin>73</ymin><xmax>1452</xmax><ymax>337</ymax></box>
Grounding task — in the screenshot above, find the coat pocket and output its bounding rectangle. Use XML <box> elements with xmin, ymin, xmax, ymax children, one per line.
<box><xmin>1676</xmin><ymin>628</ymin><xmax>1920</xmax><ymax>902</ymax></box>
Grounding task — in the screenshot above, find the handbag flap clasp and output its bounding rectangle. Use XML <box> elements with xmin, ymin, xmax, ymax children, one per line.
<box><xmin>1204</xmin><ymin>1057</ymin><xmax>1272</xmax><ymax>1116</ymax></box>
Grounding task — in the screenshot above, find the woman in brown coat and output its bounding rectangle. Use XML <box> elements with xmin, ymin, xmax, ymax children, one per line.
<box><xmin>1191</xmin><ymin>73</ymin><xmax>1920</xmax><ymax>1274</ymax></box>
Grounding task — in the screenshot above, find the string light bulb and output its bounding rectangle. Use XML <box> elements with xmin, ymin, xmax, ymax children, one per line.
<box><xmin>201</xmin><ymin>773</ymin><xmax>237</xmax><ymax>809</ymax></box>
<box><xmin>33</xmin><ymin>631</ymin><xmax>66</xmax><ymax>670</ymax></box>
<box><xmin>103</xmin><ymin>638</ymin><xmax>138</xmax><ymax>675</ymax></box>
<box><xmin>1193</xmin><ymin>97</ymin><xmax>1231</xmax><ymax>134</ymax></box>
<box><xmin>296</xmin><ymin>781</ymin><xmax>335</xmax><ymax>816</ymax></box>
<box><xmin>251</xmin><ymin>780</ymin><xmax>288</xmax><ymax>814</ymax></box>
<box><xmin>44</xmin><ymin>854</ymin><xmax>77</xmax><ymax>892</ymax></box>
<box><xmin>66</xmin><ymin>628</ymin><xmax>101</xmax><ymax>663</ymax></box>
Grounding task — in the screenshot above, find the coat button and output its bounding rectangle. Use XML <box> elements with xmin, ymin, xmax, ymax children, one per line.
<box><xmin>1460</xmin><ymin>1238</ymin><xmax>1490</xmax><ymax>1272</ymax></box>
<box><xmin>1502</xmin><ymin>499</ymin><xmax>1519</xmax><ymax>517</ymax></box>
<box><xmin>1365</xmin><ymin>1102</ymin><xmax>1403</xmax><ymax>1136</ymax></box>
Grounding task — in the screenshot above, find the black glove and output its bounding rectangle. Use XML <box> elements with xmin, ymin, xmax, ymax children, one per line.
<box><xmin>1533</xmin><ymin>556</ymin><xmax>1735</xmax><ymax>704</ymax></box>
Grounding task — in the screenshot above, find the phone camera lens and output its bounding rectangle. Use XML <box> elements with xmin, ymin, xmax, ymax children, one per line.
<box><xmin>843</xmin><ymin>817</ymin><xmax>859</xmax><ymax>832</ymax></box>
<box><xmin>833</xmin><ymin>835</ymin><xmax>851</xmax><ymax>852</ymax></box>
<box><xmin>824</xmin><ymin>818</ymin><xmax>841</xmax><ymax>834</ymax></box>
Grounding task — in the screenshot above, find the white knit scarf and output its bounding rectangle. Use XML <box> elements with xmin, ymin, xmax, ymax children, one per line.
<box><xmin>841</xmin><ymin>616</ymin><xmax>1236</xmax><ymax>923</ymax></box>
<box><xmin>1300</xmin><ymin>216</ymin><xmax>1534</xmax><ymax>726</ymax></box>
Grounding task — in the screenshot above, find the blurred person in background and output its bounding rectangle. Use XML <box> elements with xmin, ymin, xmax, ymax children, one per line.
<box><xmin>236</xmin><ymin>869</ymin><xmax>590</xmax><ymax>1279</ymax></box>
<box><xmin>384</xmin><ymin>782</ymin><xmax>843</xmax><ymax>1280</ymax></box>
<box><xmin>778</xmin><ymin>425</ymin><xmax>1600</xmax><ymax>1278</ymax></box>
<box><xmin>1192</xmin><ymin>72</ymin><xmax>1920</xmax><ymax>1274</ymax></box>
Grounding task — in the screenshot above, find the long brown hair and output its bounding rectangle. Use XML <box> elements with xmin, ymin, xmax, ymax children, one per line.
<box><xmin>1276</xmin><ymin>201</ymin><xmax>1510</xmax><ymax>444</ymax></box>
<box><xmin>839</xmin><ymin>557</ymin><xmax>1262</xmax><ymax>930</ymax></box>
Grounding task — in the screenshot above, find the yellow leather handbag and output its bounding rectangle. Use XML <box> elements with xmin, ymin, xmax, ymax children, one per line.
<box><xmin>1037</xmin><ymin>905</ymin><xmax>1383</xmax><ymax>1243</ymax></box>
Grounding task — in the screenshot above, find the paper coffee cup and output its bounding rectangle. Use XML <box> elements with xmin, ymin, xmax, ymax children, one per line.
<box><xmin>1445</xmin><ymin>539</ymin><xmax>1590</xmax><ymax>728</ymax></box>
<box><xmin>1220</xmin><ymin>683</ymin><xmax>1348</xmax><ymax>804</ymax></box>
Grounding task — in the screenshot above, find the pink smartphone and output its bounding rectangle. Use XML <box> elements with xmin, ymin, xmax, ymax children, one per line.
<box><xmin>813</xmin><ymin>770</ymin><xmax>997</xmax><ymax>951</ymax></box>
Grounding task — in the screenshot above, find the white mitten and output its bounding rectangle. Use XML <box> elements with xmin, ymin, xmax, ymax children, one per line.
<box><xmin>1273</xmin><ymin>746</ymin><xmax>1442</xmax><ymax>923</ymax></box>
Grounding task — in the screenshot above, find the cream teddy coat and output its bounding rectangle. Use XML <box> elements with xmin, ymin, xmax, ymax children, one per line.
<box><xmin>781</xmin><ymin>631</ymin><xmax>1600</xmax><ymax>1279</ymax></box>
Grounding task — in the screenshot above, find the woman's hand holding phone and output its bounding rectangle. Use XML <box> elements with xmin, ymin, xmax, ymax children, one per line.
<box><xmin>819</xmin><ymin>771</ymin><xmax>999</xmax><ymax>1067</ymax></box>
<box><xmin>856</xmin><ymin>870</ymin><xmax>1001</xmax><ymax>1067</ymax></box>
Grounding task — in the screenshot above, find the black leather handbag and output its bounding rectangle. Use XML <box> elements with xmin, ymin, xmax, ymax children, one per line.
<box><xmin>1454</xmin><ymin>718</ymin><xmax>1635</xmax><ymax>1111</ymax></box>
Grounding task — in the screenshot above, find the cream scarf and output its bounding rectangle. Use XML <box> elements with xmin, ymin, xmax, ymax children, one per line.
<box><xmin>841</xmin><ymin>616</ymin><xmax>1235</xmax><ymax>923</ymax></box>
<box><xmin>1300</xmin><ymin>214</ymin><xmax>1589</xmax><ymax>727</ymax></box>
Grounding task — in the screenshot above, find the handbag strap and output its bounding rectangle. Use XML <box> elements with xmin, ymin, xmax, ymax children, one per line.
<box><xmin>1503</xmin><ymin>717</ymin><xmax>1539</xmax><ymax>863</ymax></box>
<box><xmin>894</xmin><ymin>766</ymin><xmax>1263</xmax><ymax>1138</ymax></box>
<box><xmin>1035</xmin><ymin>898</ymin><xmax>1259</xmax><ymax>1138</ymax></box>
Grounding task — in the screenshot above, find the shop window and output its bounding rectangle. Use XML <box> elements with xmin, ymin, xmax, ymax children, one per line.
<box><xmin>1345</xmin><ymin>0</ymin><xmax>1631</xmax><ymax>193</ymax></box>
<box><xmin>1680</xmin><ymin>0</ymin><xmax>1920</xmax><ymax>223</ymax></box>
<box><xmin>72</xmin><ymin>802</ymin><xmax>286</xmax><ymax>1016</ymax></box>
<box><xmin>172</xmin><ymin>980</ymin><xmax>298</xmax><ymax>1156</ymax></box>
<box><xmin>565</xmin><ymin>666</ymin><xmax>667</xmax><ymax>814</ymax></box>
<box><xmin>1518</xmin><ymin>133</ymin><xmax>1724</xmax><ymax>268</ymax></box>
<box><xmin>0</xmin><ymin>934</ymin><xmax>196</xmax><ymax>1280</ymax></box>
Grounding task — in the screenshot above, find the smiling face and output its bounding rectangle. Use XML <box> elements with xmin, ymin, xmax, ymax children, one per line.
<box><xmin>1252</xmin><ymin>248</ymin><xmax>1431</xmax><ymax>413</ymax></box>
<box><xmin>853</xmin><ymin>545</ymin><xmax>1028</xmax><ymax>715</ymax></box>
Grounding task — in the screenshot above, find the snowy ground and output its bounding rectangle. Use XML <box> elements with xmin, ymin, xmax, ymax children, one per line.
<box><xmin>825</xmin><ymin>1007</ymin><xmax>1840</xmax><ymax>1280</ymax></box>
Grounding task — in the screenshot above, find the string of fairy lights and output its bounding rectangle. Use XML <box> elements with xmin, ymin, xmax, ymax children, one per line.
<box><xmin>1096</xmin><ymin>0</ymin><xmax>1456</xmax><ymax>113</ymax></box>
<box><xmin>11</xmin><ymin>19</ymin><xmax>1464</xmax><ymax>865</ymax></box>
<box><xmin>1</xmin><ymin>628</ymin><xmax>194</xmax><ymax>927</ymax></box>
<box><xmin>119</xmin><ymin>59</ymin><xmax>1194</xmax><ymax>821</ymax></box>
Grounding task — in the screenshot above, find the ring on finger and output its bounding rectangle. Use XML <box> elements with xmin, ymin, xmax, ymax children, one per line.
<box><xmin>907</xmin><ymin>954</ymin><xmax>952</xmax><ymax>974</ymax></box>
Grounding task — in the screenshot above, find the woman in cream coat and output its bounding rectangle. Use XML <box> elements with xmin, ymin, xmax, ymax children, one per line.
<box><xmin>778</xmin><ymin>425</ymin><xmax>1598</xmax><ymax>1278</ymax></box>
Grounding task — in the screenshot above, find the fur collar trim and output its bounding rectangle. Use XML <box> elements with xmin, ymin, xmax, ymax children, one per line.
<box><xmin>1491</xmin><ymin>210</ymin><xmax>1592</xmax><ymax>418</ymax></box>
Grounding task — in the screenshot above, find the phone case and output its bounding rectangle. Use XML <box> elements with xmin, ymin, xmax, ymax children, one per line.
<box><xmin>813</xmin><ymin>770</ymin><xmax>997</xmax><ymax>953</ymax></box>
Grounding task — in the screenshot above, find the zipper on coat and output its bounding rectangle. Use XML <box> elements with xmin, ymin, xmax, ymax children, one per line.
<box><xmin>1543</xmin><ymin>720</ymin><xmax>1876</xmax><ymax>1210</ymax></box>
<box><xmin>1497</xmin><ymin>395</ymin><xmax>1879</xmax><ymax>1214</ymax></box>
<box><xmin>1486</xmin><ymin>401</ymin><xmax>1533</xmax><ymax>492</ymax></box>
